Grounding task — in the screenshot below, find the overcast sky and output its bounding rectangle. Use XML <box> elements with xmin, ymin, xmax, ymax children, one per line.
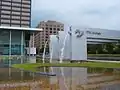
<box><xmin>31</xmin><ymin>0</ymin><xmax>120</xmax><ymax>30</ymax></box>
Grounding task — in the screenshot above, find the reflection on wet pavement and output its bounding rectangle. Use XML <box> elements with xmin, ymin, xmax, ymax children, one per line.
<box><xmin>0</xmin><ymin>67</ymin><xmax>120</xmax><ymax>90</ymax></box>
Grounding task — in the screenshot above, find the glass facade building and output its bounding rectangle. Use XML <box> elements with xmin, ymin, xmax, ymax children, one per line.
<box><xmin>0</xmin><ymin>0</ymin><xmax>40</xmax><ymax>65</ymax></box>
<box><xmin>0</xmin><ymin>27</ymin><xmax>38</xmax><ymax>57</ymax></box>
<box><xmin>0</xmin><ymin>0</ymin><xmax>32</xmax><ymax>56</ymax></box>
<box><xmin>0</xmin><ymin>26</ymin><xmax>42</xmax><ymax>65</ymax></box>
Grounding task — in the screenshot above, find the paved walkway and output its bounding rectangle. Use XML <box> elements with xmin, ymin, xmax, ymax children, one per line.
<box><xmin>81</xmin><ymin>79</ymin><xmax>120</xmax><ymax>90</ymax></box>
<box><xmin>0</xmin><ymin>81</ymin><xmax>42</xmax><ymax>88</ymax></box>
<box><xmin>88</xmin><ymin>59</ymin><xmax>120</xmax><ymax>63</ymax></box>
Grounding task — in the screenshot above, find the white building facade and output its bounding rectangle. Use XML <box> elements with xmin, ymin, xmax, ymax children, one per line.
<box><xmin>49</xmin><ymin>27</ymin><xmax>120</xmax><ymax>61</ymax></box>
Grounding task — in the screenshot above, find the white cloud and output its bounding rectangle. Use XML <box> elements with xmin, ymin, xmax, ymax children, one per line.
<box><xmin>32</xmin><ymin>0</ymin><xmax>120</xmax><ymax>30</ymax></box>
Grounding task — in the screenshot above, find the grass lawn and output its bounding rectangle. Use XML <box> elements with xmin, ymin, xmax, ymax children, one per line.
<box><xmin>12</xmin><ymin>61</ymin><xmax>120</xmax><ymax>72</ymax></box>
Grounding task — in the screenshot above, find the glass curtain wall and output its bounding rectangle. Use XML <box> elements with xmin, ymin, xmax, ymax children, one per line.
<box><xmin>0</xmin><ymin>30</ymin><xmax>25</xmax><ymax>61</ymax></box>
<box><xmin>11</xmin><ymin>31</ymin><xmax>23</xmax><ymax>55</ymax></box>
<box><xmin>0</xmin><ymin>30</ymin><xmax>10</xmax><ymax>55</ymax></box>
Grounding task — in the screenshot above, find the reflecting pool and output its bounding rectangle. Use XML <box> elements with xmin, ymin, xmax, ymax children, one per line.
<box><xmin>0</xmin><ymin>67</ymin><xmax>120</xmax><ymax>90</ymax></box>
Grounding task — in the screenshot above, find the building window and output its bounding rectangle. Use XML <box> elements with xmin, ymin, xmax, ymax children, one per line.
<box><xmin>1</xmin><ymin>10</ymin><xmax>11</xmax><ymax>14</ymax></box>
<box><xmin>50</xmin><ymin>31</ymin><xmax>52</xmax><ymax>33</ymax></box>
<box><xmin>1</xmin><ymin>19</ymin><xmax>10</xmax><ymax>23</ymax></box>
<box><xmin>22</xmin><ymin>8</ymin><xmax>30</xmax><ymax>12</ymax></box>
<box><xmin>22</xmin><ymin>0</ymin><xmax>30</xmax><ymax>4</ymax></box>
<box><xmin>12</xmin><ymin>11</ymin><xmax>21</xmax><ymax>15</ymax></box>
<box><xmin>50</xmin><ymin>28</ymin><xmax>52</xmax><ymax>30</ymax></box>
<box><xmin>11</xmin><ymin>20</ymin><xmax>20</xmax><ymax>24</ymax></box>
<box><xmin>49</xmin><ymin>25</ymin><xmax>52</xmax><ymax>27</ymax></box>
<box><xmin>21</xmin><ymin>16</ymin><xmax>30</xmax><ymax>20</ymax></box>
<box><xmin>12</xmin><ymin>3</ymin><xmax>21</xmax><ymax>7</ymax></box>
<box><xmin>53</xmin><ymin>28</ymin><xmax>56</xmax><ymax>30</ymax></box>
<box><xmin>12</xmin><ymin>16</ymin><xmax>20</xmax><ymax>19</ymax></box>
<box><xmin>22</xmin><ymin>4</ymin><xmax>30</xmax><ymax>8</ymax></box>
<box><xmin>57</xmin><ymin>28</ymin><xmax>60</xmax><ymax>31</ymax></box>
<box><xmin>41</xmin><ymin>24</ymin><xmax>44</xmax><ymax>26</ymax></box>
<box><xmin>2</xmin><ymin>6</ymin><xmax>11</xmax><ymax>10</ymax></box>
<box><xmin>21</xmin><ymin>21</ymin><xmax>29</xmax><ymax>24</ymax></box>
<box><xmin>11</xmin><ymin>31</ymin><xmax>23</xmax><ymax>55</ymax></box>
<box><xmin>61</xmin><ymin>25</ymin><xmax>64</xmax><ymax>28</ymax></box>
<box><xmin>1</xmin><ymin>24</ymin><xmax>10</xmax><ymax>26</ymax></box>
<box><xmin>57</xmin><ymin>25</ymin><xmax>60</xmax><ymax>27</ymax></box>
<box><xmin>12</xmin><ymin>0</ymin><xmax>21</xmax><ymax>3</ymax></box>
<box><xmin>21</xmin><ymin>12</ymin><xmax>30</xmax><ymax>16</ymax></box>
<box><xmin>1</xmin><ymin>15</ymin><xmax>10</xmax><ymax>18</ymax></box>
<box><xmin>12</xmin><ymin>7</ymin><xmax>21</xmax><ymax>11</ymax></box>
<box><xmin>2</xmin><ymin>1</ymin><xmax>11</xmax><ymax>5</ymax></box>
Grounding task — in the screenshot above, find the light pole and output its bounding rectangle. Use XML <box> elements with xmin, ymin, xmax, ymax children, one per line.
<box><xmin>68</xmin><ymin>26</ymin><xmax>72</xmax><ymax>62</ymax></box>
<box><xmin>56</xmin><ymin>35</ymin><xmax>59</xmax><ymax>61</ymax></box>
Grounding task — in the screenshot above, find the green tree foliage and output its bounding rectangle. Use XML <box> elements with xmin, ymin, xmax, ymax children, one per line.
<box><xmin>105</xmin><ymin>43</ymin><xmax>114</xmax><ymax>54</ymax></box>
<box><xmin>88</xmin><ymin>42</ymin><xmax>120</xmax><ymax>54</ymax></box>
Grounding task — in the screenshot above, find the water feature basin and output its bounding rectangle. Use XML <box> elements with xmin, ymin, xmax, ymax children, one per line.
<box><xmin>0</xmin><ymin>66</ymin><xmax>120</xmax><ymax>90</ymax></box>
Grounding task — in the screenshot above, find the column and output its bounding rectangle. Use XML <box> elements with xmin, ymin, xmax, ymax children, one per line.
<box><xmin>69</xmin><ymin>26</ymin><xmax>72</xmax><ymax>61</ymax></box>
<box><xmin>9</xmin><ymin>30</ymin><xmax>11</xmax><ymax>66</ymax></box>
<box><xmin>32</xmin><ymin>32</ymin><xmax>34</xmax><ymax>56</ymax></box>
<box><xmin>29</xmin><ymin>35</ymin><xmax>31</xmax><ymax>59</ymax></box>
<box><xmin>21</xmin><ymin>31</ymin><xmax>24</xmax><ymax>64</ymax></box>
<box><xmin>57</xmin><ymin>35</ymin><xmax>59</xmax><ymax>60</ymax></box>
<box><xmin>9</xmin><ymin>30</ymin><xmax>11</xmax><ymax>78</ymax></box>
<box><xmin>20</xmin><ymin>32</ymin><xmax>24</xmax><ymax>78</ymax></box>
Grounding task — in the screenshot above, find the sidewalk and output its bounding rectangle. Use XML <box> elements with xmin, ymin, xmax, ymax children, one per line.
<box><xmin>89</xmin><ymin>59</ymin><xmax>120</xmax><ymax>63</ymax></box>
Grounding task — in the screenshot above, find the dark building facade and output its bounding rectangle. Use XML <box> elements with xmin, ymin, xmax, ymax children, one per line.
<box><xmin>0</xmin><ymin>0</ymin><xmax>31</xmax><ymax>27</ymax></box>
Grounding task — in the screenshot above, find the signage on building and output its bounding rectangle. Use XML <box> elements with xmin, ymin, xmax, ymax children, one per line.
<box><xmin>75</xmin><ymin>29</ymin><xmax>84</xmax><ymax>38</ymax></box>
<box><xmin>86</xmin><ymin>31</ymin><xmax>101</xmax><ymax>35</ymax></box>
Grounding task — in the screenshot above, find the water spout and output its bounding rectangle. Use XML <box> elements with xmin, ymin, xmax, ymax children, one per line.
<box><xmin>59</xmin><ymin>33</ymin><xmax>68</xmax><ymax>63</ymax></box>
<box><xmin>59</xmin><ymin>67</ymin><xmax>69</xmax><ymax>90</ymax></box>
<box><xmin>42</xmin><ymin>40</ymin><xmax>48</xmax><ymax>63</ymax></box>
<box><xmin>50</xmin><ymin>46</ymin><xmax>53</xmax><ymax>63</ymax></box>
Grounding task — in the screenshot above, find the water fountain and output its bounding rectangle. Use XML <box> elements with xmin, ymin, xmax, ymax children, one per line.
<box><xmin>59</xmin><ymin>31</ymin><xmax>69</xmax><ymax>63</ymax></box>
<box><xmin>42</xmin><ymin>40</ymin><xmax>48</xmax><ymax>63</ymax></box>
<box><xmin>60</xmin><ymin>67</ymin><xmax>69</xmax><ymax>90</ymax></box>
<box><xmin>50</xmin><ymin>46</ymin><xmax>53</xmax><ymax>63</ymax></box>
<box><xmin>49</xmin><ymin>26</ymin><xmax>87</xmax><ymax>62</ymax></box>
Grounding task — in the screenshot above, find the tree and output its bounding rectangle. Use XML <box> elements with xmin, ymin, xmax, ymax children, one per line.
<box><xmin>105</xmin><ymin>43</ymin><xmax>114</xmax><ymax>54</ymax></box>
<box><xmin>113</xmin><ymin>43</ymin><xmax>120</xmax><ymax>54</ymax></box>
<box><xmin>38</xmin><ymin>46</ymin><xmax>44</xmax><ymax>54</ymax></box>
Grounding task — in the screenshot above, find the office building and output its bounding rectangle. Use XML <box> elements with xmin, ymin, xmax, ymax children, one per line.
<box><xmin>34</xmin><ymin>20</ymin><xmax>64</xmax><ymax>52</ymax></box>
<box><xmin>0</xmin><ymin>26</ymin><xmax>42</xmax><ymax>64</ymax></box>
<box><xmin>0</xmin><ymin>0</ymin><xmax>43</xmax><ymax>64</ymax></box>
<box><xmin>0</xmin><ymin>0</ymin><xmax>31</xmax><ymax>27</ymax></box>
